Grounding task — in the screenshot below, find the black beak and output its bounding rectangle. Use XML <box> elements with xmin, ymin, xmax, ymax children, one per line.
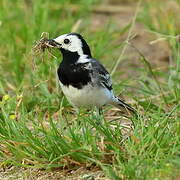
<box><xmin>46</xmin><ymin>39</ymin><xmax>61</xmax><ymax>48</ymax></box>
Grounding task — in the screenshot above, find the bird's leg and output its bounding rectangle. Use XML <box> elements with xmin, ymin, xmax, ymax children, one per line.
<box><xmin>93</xmin><ymin>107</ymin><xmax>102</xmax><ymax>116</ymax></box>
<box><xmin>74</xmin><ymin>106</ymin><xmax>79</xmax><ymax>115</ymax></box>
<box><xmin>98</xmin><ymin>107</ymin><xmax>103</xmax><ymax>116</ymax></box>
<box><xmin>72</xmin><ymin>106</ymin><xmax>83</xmax><ymax>126</ymax></box>
<box><xmin>75</xmin><ymin>107</ymin><xmax>93</xmax><ymax>126</ymax></box>
<box><xmin>93</xmin><ymin>107</ymin><xmax>103</xmax><ymax>126</ymax></box>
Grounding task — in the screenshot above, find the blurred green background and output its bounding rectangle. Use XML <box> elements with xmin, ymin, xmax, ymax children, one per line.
<box><xmin>0</xmin><ymin>0</ymin><xmax>179</xmax><ymax>179</ymax></box>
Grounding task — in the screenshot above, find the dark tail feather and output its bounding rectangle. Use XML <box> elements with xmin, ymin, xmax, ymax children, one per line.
<box><xmin>112</xmin><ymin>97</ymin><xmax>137</xmax><ymax>115</ymax></box>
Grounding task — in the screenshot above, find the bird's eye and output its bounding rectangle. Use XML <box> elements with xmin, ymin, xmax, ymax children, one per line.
<box><xmin>64</xmin><ymin>39</ymin><xmax>70</xmax><ymax>44</ymax></box>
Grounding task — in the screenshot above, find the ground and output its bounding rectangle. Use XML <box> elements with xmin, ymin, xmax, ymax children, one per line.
<box><xmin>0</xmin><ymin>0</ymin><xmax>179</xmax><ymax>179</ymax></box>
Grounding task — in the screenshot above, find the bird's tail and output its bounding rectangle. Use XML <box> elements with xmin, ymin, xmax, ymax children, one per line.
<box><xmin>111</xmin><ymin>96</ymin><xmax>136</xmax><ymax>115</ymax></box>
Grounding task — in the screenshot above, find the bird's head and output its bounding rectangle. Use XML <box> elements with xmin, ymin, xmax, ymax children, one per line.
<box><xmin>47</xmin><ymin>33</ymin><xmax>91</xmax><ymax>57</ymax></box>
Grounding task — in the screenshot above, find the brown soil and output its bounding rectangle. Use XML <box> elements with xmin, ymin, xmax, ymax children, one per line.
<box><xmin>1</xmin><ymin>0</ymin><xmax>179</xmax><ymax>179</ymax></box>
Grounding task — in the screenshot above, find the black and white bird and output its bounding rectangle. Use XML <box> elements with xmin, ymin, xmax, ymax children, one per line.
<box><xmin>46</xmin><ymin>33</ymin><xmax>136</xmax><ymax>114</ymax></box>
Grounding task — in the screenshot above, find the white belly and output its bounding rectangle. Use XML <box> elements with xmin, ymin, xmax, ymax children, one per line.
<box><xmin>60</xmin><ymin>83</ymin><xmax>113</xmax><ymax>108</ymax></box>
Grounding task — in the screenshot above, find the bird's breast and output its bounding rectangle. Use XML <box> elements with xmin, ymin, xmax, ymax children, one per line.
<box><xmin>57</xmin><ymin>62</ymin><xmax>91</xmax><ymax>89</ymax></box>
<box><xmin>59</xmin><ymin>82</ymin><xmax>113</xmax><ymax>108</ymax></box>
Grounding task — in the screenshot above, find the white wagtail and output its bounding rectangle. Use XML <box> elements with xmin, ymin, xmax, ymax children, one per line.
<box><xmin>46</xmin><ymin>33</ymin><xmax>136</xmax><ymax>114</ymax></box>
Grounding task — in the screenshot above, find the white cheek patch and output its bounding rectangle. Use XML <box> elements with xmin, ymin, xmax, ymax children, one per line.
<box><xmin>54</xmin><ymin>34</ymin><xmax>67</xmax><ymax>44</ymax></box>
<box><xmin>53</xmin><ymin>34</ymin><xmax>84</xmax><ymax>55</ymax></box>
<box><xmin>65</xmin><ymin>35</ymin><xmax>83</xmax><ymax>55</ymax></box>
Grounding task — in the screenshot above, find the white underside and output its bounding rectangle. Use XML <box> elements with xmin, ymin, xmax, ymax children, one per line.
<box><xmin>59</xmin><ymin>82</ymin><xmax>115</xmax><ymax>108</ymax></box>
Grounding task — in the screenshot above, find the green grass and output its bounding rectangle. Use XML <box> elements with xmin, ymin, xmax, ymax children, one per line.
<box><xmin>0</xmin><ymin>0</ymin><xmax>179</xmax><ymax>179</ymax></box>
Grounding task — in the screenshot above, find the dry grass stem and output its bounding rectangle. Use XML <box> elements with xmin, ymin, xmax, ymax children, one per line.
<box><xmin>33</xmin><ymin>32</ymin><xmax>50</xmax><ymax>54</ymax></box>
